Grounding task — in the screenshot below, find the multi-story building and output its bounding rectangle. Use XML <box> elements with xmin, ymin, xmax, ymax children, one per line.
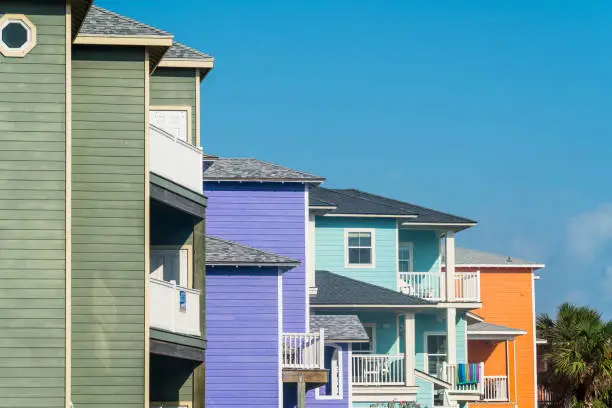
<box><xmin>0</xmin><ymin>2</ymin><xmax>213</xmax><ymax>407</ymax></box>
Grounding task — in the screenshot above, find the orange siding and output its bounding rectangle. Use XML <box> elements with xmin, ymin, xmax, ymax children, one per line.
<box><xmin>464</xmin><ymin>267</ymin><xmax>536</xmax><ymax>408</ymax></box>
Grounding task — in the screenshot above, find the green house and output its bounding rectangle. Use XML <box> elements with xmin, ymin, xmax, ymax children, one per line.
<box><xmin>0</xmin><ymin>1</ymin><xmax>213</xmax><ymax>407</ymax></box>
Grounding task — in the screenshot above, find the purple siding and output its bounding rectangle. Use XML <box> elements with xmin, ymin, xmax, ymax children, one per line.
<box><xmin>205</xmin><ymin>182</ymin><xmax>307</xmax><ymax>332</ymax></box>
<box><xmin>206</xmin><ymin>267</ymin><xmax>280</xmax><ymax>407</ymax></box>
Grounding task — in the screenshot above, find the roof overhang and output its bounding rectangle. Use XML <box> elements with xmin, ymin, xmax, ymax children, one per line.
<box><xmin>150</xmin><ymin>173</ymin><xmax>207</xmax><ymax>219</ymax></box>
<box><xmin>324</xmin><ymin>214</ymin><xmax>418</xmax><ymax>219</ymax></box>
<box><xmin>206</xmin><ymin>262</ymin><xmax>299</xmax><ymax>268</ymax></box>
<box><xmin>468</xmin><ymin>332</ymin><xmax>526</xmax><ymax>341</ymax></box>
<box><xmin>74</xmin><ymin>35</ymin><xmax>173</xmax><ymax>47</ymax></box>
<box><xmin>458</xmin><ymin>263</ymin><xmax>546</xmax><ymax>269</ymax></box>
<box><xmin>204</xmin><ymin>178</ymin><xmax>326</xmax><ymax>184</ymax></box>
<box><xmin>159</xmin><ymin>58</ymin><xmax>215</xmax><ymax>69</ymax></box>
<box><xmin>71</xmin><ymin>0</ymin><xmax>94</xmax><ymax>39</ymax></box>
<box><xmin>400</xmin><ymin>222</ymin><xmax>477</xmax><ymax>231</ymax></box>
<box><xmin>327</xmin><ymin>338</ymin><xmax>370</xmax><ymax>343</ymax></box>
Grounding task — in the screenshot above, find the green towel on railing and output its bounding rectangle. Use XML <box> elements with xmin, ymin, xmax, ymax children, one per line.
<box><xmin>456</xmin><ymin>363</ymin><xmax>479</xmax><ymax>385</ymax></box>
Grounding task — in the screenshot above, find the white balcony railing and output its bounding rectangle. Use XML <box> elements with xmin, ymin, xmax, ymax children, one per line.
<box><xmin>282</xmin><ymin>330</ymin><xmax>324</xmax><ymax>369</ymax></box>
<box><xmin>149</xmin><ymin>278</ymin><xmax>201</xmax><ymax>337</ymax></box>
<box><xmin>352</xmin><ymin>354</ymin><xmax>405</xmax><ymax>386</ymax></box>
<box><xmin>149</xmin><ymin>124</ymin><xmax>203</xmax><ymax>193</ymax></box>
<box><xmin>398</xmin><ymin>272</ymin><xmax>444</xmax><ymax>301</ymax></box>
<box><xmin>441</xmin><ymin>362</ymin><xmax>484</xmax><ymax>393</ymax></box>
<box><xmin>483</xmin><ymin>376</ymin><xmax>509</xmax><ymax>401</ymax></box>
<box><xmin>398</xmin><ymin>272</ymin><xmax>480</xmax><ymax>302</ymax></box>
<box><xmin>454</xmin><ymin>272</ymin><xmax>480</xmax><ymax>302</ymax></box>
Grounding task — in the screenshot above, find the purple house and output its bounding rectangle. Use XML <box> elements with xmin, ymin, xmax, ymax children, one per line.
<box><xmin>203</xmin><ymin>157</ymin><xmax>368</xmax><ymax>408</ymax></box>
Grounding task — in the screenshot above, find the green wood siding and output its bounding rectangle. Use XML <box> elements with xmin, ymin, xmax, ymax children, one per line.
<box><xmin>72</xmin><ymin>45</ymin><xmax>146</xmax><ymax>408</ymax></box>
<box><xmin>150</xmin><ymin>68</ymin><xmax>197</xmax><ymax>146</ymax></box>
<box><xmin>0</xmin><ymin>2</ymin><xmax>67</xmax><ymax>407</ymax></box>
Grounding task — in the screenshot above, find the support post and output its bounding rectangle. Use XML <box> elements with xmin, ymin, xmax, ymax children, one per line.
<box><xmin>297</xmin><ymin>373</ymin><xmax>306</xmax><ymax>408</ymax></box>
<box><xmin>319</xmin><ymin>328</ymin><xmax>325</xmax><ymax>369</ymax></box>
<box><xmin>445</xmin><ymin>231</ymin><xmax>456</xmax><ymax>302</ymax></box>
<box><xmin>193</xmin><ymin>219</ymin><xmax>206</xmax><ymax>408</ymax></box>
<box><xmin>446</xmin><ymin>308</ymin><xmax>457</xmax><ymax>366</ymax></box>
<box><xmin>404</xmin><ymin>313</ymin><xmax>415</xmax><ymax>386</ymax></box>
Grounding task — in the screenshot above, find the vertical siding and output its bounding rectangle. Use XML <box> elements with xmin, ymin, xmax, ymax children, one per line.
<box><xmin>204</xmin><ymin>182</ymin><xmax>306</xmax><ymax>332</ymax></box>
<box><xmin>0</xmin><ymin>2</ymin><xmax>66</xmax><ymax>407</ymax></box>
<box><xmin>398</xmin><ymin>230</ymin><xmax>440</xmax><ymax>272</ymax></box>
<box><xmin>150</xmin><ymin>68</ymin><xmax>197</xmax><ymax>146</ymax></box>
<box><xmin>315</xmin><ymin>217</ymin><xmax>397</xmax><ymax>290</ymax></box>
<box><xmin>465</xmin><ymin>267</ymin><xmax>536</xmax><ymax>408</ymax></box>
<box><xmin>206</xmin><ymin>267</ymin><xmax>280</xmax><ymax>407</ymax></box>
<box><xmin>71</xmin><ymin>46</ymin><xmax>146</xmax><ymax>408</ymax></box>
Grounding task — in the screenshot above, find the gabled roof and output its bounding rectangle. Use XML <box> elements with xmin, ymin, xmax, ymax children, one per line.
<box><xmin>206</xmin><ymin>236</ymin><xmax>300</xmax><ymax>267</ymax></box>
<box><xmin>310</xmin><ymin>315</ymin><xmax>369</xmax><ymax>342</ymax></box>
<box><xmin>310</xmin><ymin>187</ymin><xmax>476</xmax><ymax>226</ymax></box>
<box><xmin>203</xmin><ymin>158</ymin><xmax>325</xmax><ymax>183</ymax></box>
<box><xmin>311</xmin><ymin>270</ymin><xmax>433</xmax><ymax>307</ymax></box>
<box><xmin>79</xmin><ymin>6</ymin><xmax>172</xmax><ymax>37</ymax></box>
<box><xmin>447</xmin><ymin>247</ymin><xmax>544</xmax><ymax>268</ymax></box>
<box><xmin>310</xmin><ymin>197</ymin><xmax>338</xmax><ymax>209</ymax></box>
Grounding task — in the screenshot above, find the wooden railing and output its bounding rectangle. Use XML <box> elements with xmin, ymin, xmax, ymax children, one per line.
<box><xmin>352</xmin><ymin>354</ymin><xmax>405</xmax><ymax>386</ymax></box>
<box><xmin>441</xmin><ymin>362</ymin><xmax>484</xmax><ymax>393</ymax></box>
<box><xmin>281</xmin><ymin>330</ymin><xmax>324</xmax><ymax>369</ymax></box>
<box><xmin>483</xmin><ymin>376</ymin><xmax>509</xmax><ymax>401</ymax></box>
<box><xmin>454</xmin><ymin>272</ymin><xmax>480</xmax><ymax>301</ymax></box>
<box><xmin>398</xmin><ymin>272</ymin><xmax>444</xmax><ymax>301</ymax></box>
<box><xmin>149</xmin><ymin>278</ymin><xmax>201</xmax><ymax>337</ymax></box>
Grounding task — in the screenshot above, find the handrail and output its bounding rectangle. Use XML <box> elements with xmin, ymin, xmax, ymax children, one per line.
<box><xmin>150</xmin><ymin>124</ymin><xmax>202</xmax><ymax>154</ymax></box>
<box><xmin>281</xmin><ymin>329</ymin><xmax>324</xmax><ymax>370</ymax></box>
<box><xmin>352</xmin><ymin>354</ymin><xmax>405</xmax><ymax>386</ymax></box>
<box><xmin>149</xmin><ymin>277</ymin><xmax>200</xmax><ymax>295</ymax></box>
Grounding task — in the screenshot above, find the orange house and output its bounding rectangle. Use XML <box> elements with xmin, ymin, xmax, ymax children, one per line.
<box><xmin>451</xmin><ymin>247</ymin><xmax>544</xmax><ymax>408</ymax></box>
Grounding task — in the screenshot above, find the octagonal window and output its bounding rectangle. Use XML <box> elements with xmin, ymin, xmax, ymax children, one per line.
<box><xmin>0</xmin><ymin>15</ymin><xmax>36</xmax><ymax>57</ymax></box>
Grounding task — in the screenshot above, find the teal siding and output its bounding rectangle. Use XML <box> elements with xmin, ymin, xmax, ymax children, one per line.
<box><xmin>315</xmin><ymin>217</ymin><xmax>397</xmax><ymax>289</ymax></box>
<box><xmin>416</xmin><ymin>377</ymin><xmax>434</xmax><ymax>407</ymax></box>
<box><xmin>414</xmin><ymin>314</ymin><xmax>445</xmax><ymax>371</ymax></box>
<box><xmin>72</xmin><ymin>45</ymin><xmax>146</xmax><ymax>408</ymax></box>
<box><xmin>456</xmin><ymin>311</ymin><xmax>467</xmax><ymax>363</ymax></box>
<box><xmin>0</xmin><ymin>1</ymin><xmax>67</xmax><ymax>407</ymax></box>
<box><xmin>398</xmin><ymin>230</ymin><xmax>440</xmax><ymax>272</ymax></box>
<box><xmin>150</xmin><ymin>68</ymin><xmax>197</xmax><ymax>146</ymax></box>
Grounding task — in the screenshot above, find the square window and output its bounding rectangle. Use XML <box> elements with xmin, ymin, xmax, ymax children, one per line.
<box><xmin>346</xmin><ymin>230</ymin><xmax>374</xmax><ymax>266</ymax></box>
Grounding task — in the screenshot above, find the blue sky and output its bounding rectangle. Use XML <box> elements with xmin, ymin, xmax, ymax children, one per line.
<box><xmin>98</xmin><ymin>0</ymin><xmax>612</xmax><ymax>317</ymax></box>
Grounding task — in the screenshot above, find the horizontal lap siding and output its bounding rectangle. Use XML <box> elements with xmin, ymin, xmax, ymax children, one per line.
<box><xmin>0</xmin><ymin>2</ymin><xmax>66</xmax><ymax>407</ymax></box>
<box><xmin>206</xmin><ymin>267</ymin><xmax>279</xmax><ymax>407</ymax></box>
<box><xmin>71</xmin><ymin>46</ymin><xmax>145</xmax><ymax>408</ymax></box>
<box><xmin>315</xmin><ymin>217</ymin><xmax>397</xmax><ymax>290</ymax></box>
<box><xmin>150</xmin><ymin>68</ymin><xmax>197</xmax><ymax>146</ymax></box>
<box><xmin>398</xmin><ymin>230</ymin><xmax>440</xmax><ymax>272</ymax></box>
<box><xmin>205</xmin><ymin>183</ymin><xmax>307</xmax><ymax>333</ymax></box>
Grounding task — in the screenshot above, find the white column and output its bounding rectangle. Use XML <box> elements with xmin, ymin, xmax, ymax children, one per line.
<box><xmin>445</xmin><ymin>231</ymin><xmax>456</xmax><ymax>302</ymax></box>
<box><xmin>446</xmin><ymin>308</ymin><xmax>457</xmax><ymax>365</ymax></box>
<box><xmin>404</xmin><ymin>313</ymin><xmax>415</xmax><ymax>386</ymax></box>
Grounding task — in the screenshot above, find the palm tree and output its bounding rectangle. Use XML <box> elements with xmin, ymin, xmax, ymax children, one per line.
<box><xmin>537</xmin><ymin>303</ymin><xmax>612</xmax><ymax>408</ymax></box>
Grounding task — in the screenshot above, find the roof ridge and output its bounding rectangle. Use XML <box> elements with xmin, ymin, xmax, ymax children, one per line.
<box><xmin>207</xmin><ymin>235</ymin><xmax>298</xmax><ymax>263</ymax></box>
<box><xmin>91</xmin><ymin>5</ymin><xmax>172</xmax><ymax>37</ymax></box>
<box><xmin>323</xmin><ymin>188</ymin><xmax>416</xmax><ymax>215</ymax></box>
<box><xmin>337</xmin><ymin>188</ymin><xmax>476</xmax><ymax>223</ymax></box>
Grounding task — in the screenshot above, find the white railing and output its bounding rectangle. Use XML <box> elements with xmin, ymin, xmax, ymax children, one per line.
<box><xmin>150</xmin><ymin>124</ymin><xmax>203</xmax><ymax>194</ymax></box>
<box><xmin>282</xmin><ymin>330</ymin><xmax>324</xmax><ymax>369</ymax></box>
<box><xmin>149</xmin><ymin>278</ymin><xmax>201</xmax><ymax>337</ymax></box>
<box><xmin>483</xmin><ymin>376</ymin><xmax>509</xmax><ymax>401</ymax></box>
<box><xmin>441</xmin><ymin>362</ymin><xmax>484</xmax><ymax>393</ymax></box>
<box><xmin>352</xmin><ymin>354</ymin><xmax>405</xmax><ymax>386</ymax></box>
<box><xmin>454</xmin><ymin>272</ymin><xmax>480</xmax><ymax>301</ymax></box>
<box><xmin>398</xmin><ymin>272</ymin><xmax>444</xmax><ymax>301</ymax></box>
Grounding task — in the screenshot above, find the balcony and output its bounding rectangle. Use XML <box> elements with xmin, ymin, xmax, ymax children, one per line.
<box><xmin>483</xmin><ymin>375</ymin><xmax>509</xmax><ymax>401</ymax></box>
<box><xmin>352</xmin><ymin>354</ymin><xmax>405</xmax><ymax>386</ymax></box>
<box><xmin>149</xmin><ymin>278</ymin><xmax>201</xmax><ymax>337</ymax></box>
<box><xmin>150</xmin><ymin>124</ymin><xmax>203</xmax><ymax>194</ymax></box>
<box><xmin>281</xmin><ymin>330</ymin><xmax>324</xmax><ymax>370</ymax></box>
<box><xmin>398</xmin><ymin>271</ymin><xmax>480</xmax><ymax>302</ymax></box>
<box><xmin>440</xmin><ymin>362</ymin><xmax>484</xmax><ymax>398</ymax></box>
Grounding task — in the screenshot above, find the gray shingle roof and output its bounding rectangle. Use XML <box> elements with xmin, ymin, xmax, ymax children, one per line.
<box><xmin>203</xmin><ymin>158</ymin><xmax>325</xmax><ymax>182</ymax></box>
<box><xmin>310</xmin><ymin>188</ymin><xmax>476</xmax><ymax>225</ymax></box>
<box><xmin>311</xmin><ymin>270</ymin><xmax>433</xmax><ymax>307</ymax></box>
<box><xmin>468</xmin><ymin>321</ymin><xmax>526</xmax><ymax>335</ymax></box>
<box><xmin>206</xmin><ymin>236</ymin><xmax>300</xmax><ymax>266</ymax></box>
<box><xmin>445</xmin><ymin>247</ymin><xmax>544</xmax><ymax>267</ymax></box>
<box><xmin>166</xmin><ymin>42</ymin><xmax>213</xmax><ymax>60</ymax></box>
<box><xmin>80</xmin><ymin>6</ymin><xmax>172</xmax><ymax>37</ymax></box>
<box><xmin>310</xmin><ymin>197</ymin><xmax>338</xmax><ymax>208</ymax></box>
<box><xmin>310</xmin><ymin>315</ymin><xmax>369</xmax><ymax>342</ymax></box>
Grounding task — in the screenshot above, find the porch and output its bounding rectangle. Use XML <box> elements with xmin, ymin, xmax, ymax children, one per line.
<box><xmin>351</xmin><ymin>354</ymin><xmax>419</xmax><ymax>402</ymax></box>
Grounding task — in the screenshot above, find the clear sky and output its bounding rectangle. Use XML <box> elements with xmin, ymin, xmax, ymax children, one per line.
<box><xmin>98</xmin><ymin>0</ymin><xmax>612</xmax><ymax>317</ymax></box>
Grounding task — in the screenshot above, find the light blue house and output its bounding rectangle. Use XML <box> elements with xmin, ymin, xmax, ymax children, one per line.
<box><xmin>307</xmin><ymin>187</ymin><xmax>485</xmax><ymax>408</ymax></box>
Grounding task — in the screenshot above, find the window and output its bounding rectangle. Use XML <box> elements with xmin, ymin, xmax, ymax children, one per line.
<box><xmin>353</xmin><ymin>324</ymin><xmax>376</xmax><ymax>353</ymax></box>
<box><xmin>398</xmin><ymin>242</ymin><xmax>413</xmax><ymax>272</ymax></box>
<box><xmin>150</xmin><ymin>248</ymin><xmax>190</xmax><ymax>287</ymax></box>
<box><xmin>150</xmin><ymin>107</ymin><xmax>191</xmax><ymax>143</ymax></box>
<box><xmin>316</xmin><ymin>344</ymin><xmax>343</xmax><ymax>400</ymax></box>
<box><xmin>345</xmin><ymin>230</ymin><xmax>375</xmax><ymax>267</ymax></box>
<box><xmin>426</xmin><ymin>334</ymin><xmax>447</xmax><ymax>376</ymax></box>
<box><xmin>0</xmin><ymin>15</ymin><xmax>36</xmax><ymax>57</ymax></box>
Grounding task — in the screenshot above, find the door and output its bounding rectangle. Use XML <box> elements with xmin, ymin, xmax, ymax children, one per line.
<box><xmin>150</xmin><ymin>248</ymin><xmax>189</xmax><ymax>286</ymax></box>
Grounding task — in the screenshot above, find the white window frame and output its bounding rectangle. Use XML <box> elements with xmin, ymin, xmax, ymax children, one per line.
<box><xmin>0</xmin><ymin>14</ymin><xmax>37</xmax><ymax>58</ymax></box>
<box><xmin>353</xmin><ymin>323</ymin><xmax>377</xmax><ymax>354</ymax></box>
<box><xmin>424</xmin><ymin>331</ymin><xmax>448</xmax><ymax>376</ymax></box>
<box><xmin>398</xmin><ymin>241</ymin><xmax>414</xmax><ymax>273</ymax></box>
<box><xmin>149</xmin><ymin>105</ymin><xmax>192</xmax><ymax>144</ymax></box>
<box><xmin>344</xmin><ymin>228</ymin><xmax>376</xmax><ymax>268</ymax></box>
<box><xmin>150</xmin><ymin>245</ymin><xmax>193</xmax><ymax>288</ymax></box>
<box><xmin>315</xmin><ymin>343</ymin><xmax>344</xmax><ymax>400</ymax></box>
